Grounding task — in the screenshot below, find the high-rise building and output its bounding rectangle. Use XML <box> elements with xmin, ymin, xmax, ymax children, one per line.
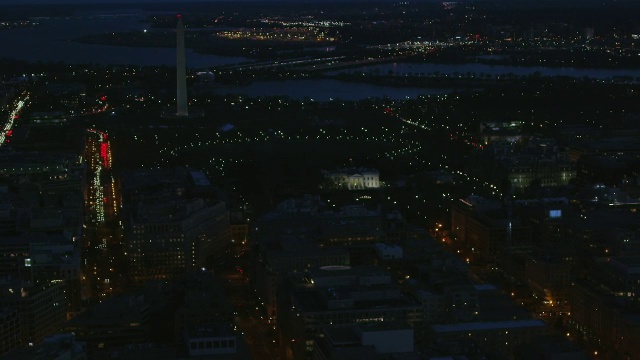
<box><xmin>176</xmin><ymin>15</ymin><xmax>188</xmax><ymax>117</ymax></box>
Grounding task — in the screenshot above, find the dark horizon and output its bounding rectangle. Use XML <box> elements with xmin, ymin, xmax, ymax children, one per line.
<box><xmin>1</xmin><ymin>0</ymin><xmax>639</xmax><ymax>358</ymax></box>
<box><xmin>1</xmin><ymin>0</ymin><xmax>639</xmax><ymax>4</ymax></box>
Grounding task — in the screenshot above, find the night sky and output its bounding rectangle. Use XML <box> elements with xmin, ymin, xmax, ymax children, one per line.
<box><xmin>0</xmin><ymin>0</ymin><xmax>358</xmax><ymax>3</ymax></box>
<box><xmin>0</xmin><ymin>0</ymin><xmax>454</xmax><ymax>3</ymax></box>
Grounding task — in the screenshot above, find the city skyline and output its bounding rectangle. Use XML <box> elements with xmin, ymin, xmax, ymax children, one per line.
<box><xmin>1</xmin><ymin>0</ymin><xmax>639</xmax><ymax>358</ymax></box>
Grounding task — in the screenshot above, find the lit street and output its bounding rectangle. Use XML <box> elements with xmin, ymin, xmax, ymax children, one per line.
<box><xmin>82</xmin><ymin>128</ymin><xmax>123</xmax><ymax>303</ymax></box>
<box><xmin>0</xmin><ymin>92</ymin><xmax>29</xmax><ymax>146</ymax></box>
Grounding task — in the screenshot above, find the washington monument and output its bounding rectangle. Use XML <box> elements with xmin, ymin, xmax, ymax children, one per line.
<box><xmin>176</xmin><ymin>14</ymin><xmax>188</xmax><ymax>117</ymax></box>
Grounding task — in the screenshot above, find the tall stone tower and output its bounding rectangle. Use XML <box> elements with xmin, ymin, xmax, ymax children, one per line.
<box><xmin>176</xmin><ymin>14</ymin><xmax>188</xmax><ymax>117</ymax></box>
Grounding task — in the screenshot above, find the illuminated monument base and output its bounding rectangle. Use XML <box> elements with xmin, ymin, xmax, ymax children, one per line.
<box><xmin>161</xmin><ymin>107</ymin><xmax>204</xmax><ymax>119</ymax></box>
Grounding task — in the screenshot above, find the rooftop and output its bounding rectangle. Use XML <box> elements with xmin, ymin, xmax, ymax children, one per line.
<box><xmin>324</xmin><ymin>325</ymin><xmax>360</xmax><ymax>345</ymax></box>
<box><xmin>187</xmin><ymin>322</ymin><xmax>236</xmax><ymax>339</ymax></box>
<box><xmin>431</xmin><ymin>319</ymin><xmax>545</xmax><ymax>333</ymax></box>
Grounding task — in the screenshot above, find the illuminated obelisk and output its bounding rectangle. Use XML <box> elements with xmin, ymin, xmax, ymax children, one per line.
<box><xmin>176</xmin><ymin>14</ymin><xmax>188</xmax><ymax>117</ymax></box>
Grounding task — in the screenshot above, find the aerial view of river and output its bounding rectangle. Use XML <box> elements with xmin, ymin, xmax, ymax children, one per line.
<box><xmin>203</xmin><ymin>79</ymin><xmax>453</xmax><ymax>101</ymax></box>
<box><xmin>0</xmin><ymin>11</ymin><xmax>247</xmax><ymax>68</ymax></box>
<box><xmin>2</xmin><ymin>9</ymin><xmax>639</xmax><ymax>101</ymax></box>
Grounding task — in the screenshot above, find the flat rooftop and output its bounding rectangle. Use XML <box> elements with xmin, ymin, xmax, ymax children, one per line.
<box><xmin>432</xmin><ymin>319</ymin><xmax>545</xmax><ymax>333</ymax></box>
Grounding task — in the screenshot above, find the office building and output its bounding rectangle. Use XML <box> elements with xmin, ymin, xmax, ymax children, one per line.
<box><xmin>0</xmin><ymin>279</ymin><xmax>67</xmax><ymax>345</ymax></box>
<box><xmin>451</xmin><ymin>196</ymin><xmax>531</xmax><ymax>266</ymax></box>
<box><xmin>279</xmin><ymin>265</ymin><xmax>422</xmax><ymax>359</ymax></box>
<box><xmin>122</xmin><ymin>168</ymin><xmax>230</xmax><ymax>283</ymax></box>
<box><xmin>430</xmin><ymin>319</ymin><xmax>547</xmax><ymax>359</ymax></box>
<box><xmin>313</xmin><ymin>322</ymin><xmax>415</xmax><ymax>360</ymax></box>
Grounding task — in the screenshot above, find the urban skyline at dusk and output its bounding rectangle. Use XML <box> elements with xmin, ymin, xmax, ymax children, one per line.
<box><xmin>1</xmin><ymin>0</ymin><xmax>639</xmax><ymax>359</ymax></box>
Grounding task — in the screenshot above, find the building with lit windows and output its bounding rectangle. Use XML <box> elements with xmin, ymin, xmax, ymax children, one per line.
<box><xmin>185</xmin><ymin>323</ymin><xmax>238</xmax><ymax>357</ymax></box>
<box><xmin>252</xmin><ymin>196</ymin><xmax>385</xmax><ymax>320</ymax></box>
<box><xmin>429</xmin><ymin>319</ymin><xmax>547</xmax><ymax>359</ymax></box>
<box><xmin>565</xmin><ymin>207</ymin><xmax>640</xmax><ymax>258</ymax></box>
<box><xmin>28</xmin><ymin>111</ymin><xmax>69</xmax><ymax>127</ymax></box>
<box><xmin>278</xmin><ymin>266</ymin><xmax>422</xmax><ymax>359</ymax></box>
<box><xmin>0</xmin><ymin>279</ymin><xmax>66</xmax><ymax>346</ymax></box>
<box><xmin>123</xmin><ymin>168</ymin><xmax>229</xmax><ymax>283</ymax></box>
<box><xmin>469</xmin><ymin>139</ymin><xmax>575</xmax><ymax>192</ymax></box>
<box><xmin>323</xmin><ymin>168</ymin><xmax>380</xmax><ymax>190</ymax></box>
<box><xmin>0</xmin><ymin>151</ymin><xmax>84</xmax><ymax>177</ymax></box>
<box><xmin>0</xmin><ymin>154</ymin><xmax>84</xmax><ymax>314</ymax></box>
<box><xmin>567</xmin><ymin>137</ymin><xmax>640</xmax><ymax>162</ymax></box>
<box><xmin>256</xmin><ymin>245</ymin><xmax>350</xmax><ymax>320</ymax></box>
<box><xmin>0</xmin><ymin>235</ymin><xmax>29</xmax><ymax>280</ymax></box>
<box><xmin>569</xmin><ymin>279</ymin><xmax>640</xmax><ymax>359</ymax></box>
<box><xmin>127</xmin><ymin>198</ymin><xmax>227</xmax><ymax>282</ymax></box>
<box><xmin>451</xmin><ymin>196</ymin><xmax>532</xmax><ymax>266</ymax></box>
